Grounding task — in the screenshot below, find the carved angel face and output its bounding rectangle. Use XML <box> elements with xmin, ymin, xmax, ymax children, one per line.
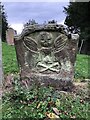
<box><xmin>39</xmin><ymin>32</ymin><xmax>53</xmax><ymax>47</ymax></box>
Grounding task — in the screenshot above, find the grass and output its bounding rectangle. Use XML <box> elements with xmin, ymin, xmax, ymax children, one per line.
<box><xmin>2</xmin><ymin>42</ymin><xmax>19</xmax><ymax>74</ymax></box>
<box><xmin>75</xmin><ymin>54</ymin><xmax>89</xmax><ymax>79</ymax></box>
<box><xmin>2</xmin><ymin>42</ymin><xmax>90</xmax><ymax>79</ymax></box>
<box><xmin>2</xmin><ymin>42</ymin><xmax>89</xmax><ymax>119</ymax></box>
<box><xmin>2</xmin><ymin>77</ymin><xmax>89</xmax><ymax>119</ymax></box>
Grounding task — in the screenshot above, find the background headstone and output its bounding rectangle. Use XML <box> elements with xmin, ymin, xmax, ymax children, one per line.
<box><xmin>6</xmin><ymin>27</ymin><xmax>17</xmax><ymax>45</ymax></box>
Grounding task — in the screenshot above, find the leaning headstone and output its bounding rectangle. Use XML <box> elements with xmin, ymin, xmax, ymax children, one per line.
<box><xmin>14</xmin><ymin>23</ymin><xmax>79</xmax><ymax>90</ymax></box>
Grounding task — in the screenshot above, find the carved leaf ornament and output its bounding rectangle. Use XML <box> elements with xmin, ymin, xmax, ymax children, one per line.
<box><xmin>23</xmin><ymin>32</ymin><xmax>68</xmax><ymax>54</ymax></box>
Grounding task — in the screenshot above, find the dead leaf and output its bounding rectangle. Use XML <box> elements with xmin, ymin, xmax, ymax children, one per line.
<box><xmin>46</xmin><ymin>112</ymin><xmax>60</xmax><ymax>119</ymax></box>
<box><xmin>52</xmin><ymin>107</ymin><xmax>60</xmax><ymax>115</ymax></box>
<box><xmin>70</xmin><ymin>115</ymin><xmax>76</xmax><ymax>119</ymax></box>
<box><xmin>37</xmin><ymin>101</ymin><xmax>43</xmax><ymax>108</ymax></box>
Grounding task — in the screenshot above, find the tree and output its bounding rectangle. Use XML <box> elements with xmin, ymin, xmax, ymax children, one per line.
<box><xmin>24</xmin><ymin>19</ymin><xmax>38</xmax><ymax>28</ymax></box>
<box><xmin>64</xmin><ymin>2</ymin><xmax>90</xmax><ymax>32</ymax></box>
<box><xmin>0</xmin><ymin>2</ymin><xmax>8</xmax><ymax>42</ymax></box>
<box><xmin>48</xmin><ymin>20</ymin><xmax>57</xmax><ymax>24</ymax></box>
<box><xmin>63</xmin><ymin>2</ymin><xmax>90</xmax><ymax>54</ymax></box>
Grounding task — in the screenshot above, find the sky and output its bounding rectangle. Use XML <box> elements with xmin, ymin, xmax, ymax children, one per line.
<box><xmin>3</xmin><ymin>1</ymin><xmax>69</xmax><ymax>34</ymax></box>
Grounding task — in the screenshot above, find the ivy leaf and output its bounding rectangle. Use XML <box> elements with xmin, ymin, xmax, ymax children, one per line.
<box><xmin>55</xmin><ymin>99</ymin><xmax>60</xmax><ymax>107</ymax></box>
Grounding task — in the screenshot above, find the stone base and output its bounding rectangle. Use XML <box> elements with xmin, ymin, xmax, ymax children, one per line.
<box><xmin>20</xmin><ymin>72</ymin><xmax>74</xmax><ymax>91</ymax></box>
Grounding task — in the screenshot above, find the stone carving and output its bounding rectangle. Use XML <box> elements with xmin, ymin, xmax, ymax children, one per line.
<box><xmin>23</xmin><ymin>32</ymin><xmax>68</xmax><ymax>73</ymax></box>
<box><xmin>14</xmin><ymin>23</ymin><xmax>79</xmax><ymax>90</ymax></box>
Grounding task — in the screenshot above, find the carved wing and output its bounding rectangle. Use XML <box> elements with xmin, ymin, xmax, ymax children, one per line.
<box><xmin>54</xmin><ymin>34</ymin><xmax>68</xmax><ymax>54</ymax></box>
<box><xmin>23</xmin><ymin>36</ymin><xmax>38</xmax><ymax>53</ymax></box>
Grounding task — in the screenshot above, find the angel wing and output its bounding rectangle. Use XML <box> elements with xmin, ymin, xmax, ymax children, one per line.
<box><xmin>54</xmin><ymin>34</ymin><xmax>68</xmax><ymax>54</ymax></box>
<box><xmin>23</xmin><ymin>36</ymin><xmax>38</xmax><ymax>53</ymax></box>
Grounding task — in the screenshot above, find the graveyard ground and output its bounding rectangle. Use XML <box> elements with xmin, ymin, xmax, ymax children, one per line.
<box><xmin>2</xmin><ymin>42</ymin><xmax>90</xmax><ymax>119</ymax></box>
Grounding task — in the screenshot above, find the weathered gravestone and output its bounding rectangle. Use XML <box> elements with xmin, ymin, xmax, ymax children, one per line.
<box><xmin>14</xmin><ymin>23</ymin><xmax>79</xmax><ymax>90</ymax></box>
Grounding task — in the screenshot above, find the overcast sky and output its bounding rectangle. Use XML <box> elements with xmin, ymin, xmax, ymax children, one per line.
<box><xmin>3</xmin><ymin>2</ymin><xmax>69</xmax><ymax>34</ymax></box>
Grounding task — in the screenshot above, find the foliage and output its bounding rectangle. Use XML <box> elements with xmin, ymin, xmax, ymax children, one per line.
<box><xmin>63</xmin><ymin>2</ymin><xmax>90</xmax><ymax>52</ymax></box>
<box><xmin>2</xmin><ymin>42</ymin><xmax>19</xmax><ymax>74</ymax></box>
<box><xmin>64</xmin><ymin>2</ymin><xmax>90</xmax><ymax>29</ymax></box>
<box><xmin>0</xmin><ymin>2</ymin><xmax>8</xmax><ymax>42</ymax></box>
<box><xmin>2</xmin><ymin>77</ymin><xmax>89</xmax><ymax>119</ymax></box>
<box><xmin>24</xmin><ymin>19</ymin><xmax>38</xmax><ymax>28</ymax></box>
<box><xmin>48</xmin><ymin>20</ymin><xmax>57</xmax><ymax>24</ymax></box>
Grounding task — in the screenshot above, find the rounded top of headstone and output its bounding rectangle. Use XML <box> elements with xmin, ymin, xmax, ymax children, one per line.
<box><xmin>14</xmin><ymin>23</ymin><xmax>68</xmax><ymax>40</ymax></box>
<box><xmin>21</xmin><ymin>23</ymin><xmax>65</xmax><ymax>35</ymax></box>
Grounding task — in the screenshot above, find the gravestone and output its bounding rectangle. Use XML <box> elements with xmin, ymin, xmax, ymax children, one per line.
<box><xmin>6</xmin><ymin>27</ymin><xmax>17</xmax><ymax>45</ymax></box>
<box><xmin>14</xmin><ymin>23</ymin><xmax>79</xmax><ymax>90</ymax></box>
